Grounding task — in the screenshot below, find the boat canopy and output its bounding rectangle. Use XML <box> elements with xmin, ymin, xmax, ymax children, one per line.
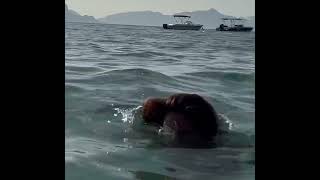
<box><xmin>173</xmin><ymin>15</ymin><xmax>191</xmax><ymax>18</ymax></box>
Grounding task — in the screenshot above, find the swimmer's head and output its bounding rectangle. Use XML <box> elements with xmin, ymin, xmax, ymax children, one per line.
<box><xmin>142</xmin><ymin>93</ymin><xmax>219</xmax><ymax>141</ymax></box>
<box><xmin>142</xmin><ymin>97</ymin><xmax>167</xmax><ymax>125</ymax></box>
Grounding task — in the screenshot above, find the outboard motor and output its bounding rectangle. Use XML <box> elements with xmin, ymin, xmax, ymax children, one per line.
<box><xmin>163</xmin><ymin>24</ymin><xmax>168</xmax><ymax>29</ymax></box>
<box><xmin>219</xmin><ymin>24</ymin><xmax>225</xmax><ymax>30</ymax></box>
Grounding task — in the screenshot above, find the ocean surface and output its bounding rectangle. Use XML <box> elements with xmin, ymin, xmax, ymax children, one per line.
<box><xmin>65</xmin><ymin>22</ymin><xmax>255</xmax><ymax>180</ymax></box>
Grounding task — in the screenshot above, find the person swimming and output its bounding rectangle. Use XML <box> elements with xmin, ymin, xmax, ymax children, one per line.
<box><xmin>142</xmin><ymin>93</ymin><xmax>219</xmax><ymax>146</ymax></box>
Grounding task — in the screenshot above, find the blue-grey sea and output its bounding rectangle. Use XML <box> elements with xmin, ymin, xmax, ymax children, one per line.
<box><xmin>65</xmin><ymin>22</ymin><xmax>255</xmax><ymax>180</ymax></box>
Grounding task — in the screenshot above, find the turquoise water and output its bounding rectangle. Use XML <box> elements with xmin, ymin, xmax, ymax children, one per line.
<box><xmin>65</xmin><ymin>22</ymin><xmax>255</xmax><ymax>180</ymax></box>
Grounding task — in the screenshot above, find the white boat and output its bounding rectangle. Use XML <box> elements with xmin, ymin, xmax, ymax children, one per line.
<box><xmin>163</xmin><ymin>15</ymin><xmax>203</xmax><ymax>31</ymax></box>
<box><xmin>216</xmin><ymin>18</ymin><xmax>253</xmax><ymax>32</ymax></box>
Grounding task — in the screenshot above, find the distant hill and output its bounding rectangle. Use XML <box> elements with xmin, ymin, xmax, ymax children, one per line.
<box><xmin>98</xmin><ymin>8</ymin><xmax>254</xmax><ymax>29</ymax></box>
<box><xmin>98</xmin><ymin>11</ymin><xmax>171</xmax><ymax>27</ymax></box>
<box><xmin>65</xmin><ymin>4</ymin><xmax>98</xmax><ymax>23</ymax></box>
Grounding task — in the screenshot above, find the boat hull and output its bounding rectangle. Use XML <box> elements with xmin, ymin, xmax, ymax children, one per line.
<box><xmin>216</xmin><ymin>27</ymin><xmax>253</xmax><ymax>32</ymax></box>
<box><xmin>163</xmin><ymin>24</ymin><xmax>203</xmax><ymax>31</ymax></box>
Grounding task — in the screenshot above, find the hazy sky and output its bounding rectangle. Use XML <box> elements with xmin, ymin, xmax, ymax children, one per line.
<box><xmin>65</xmin><ymin>0</ymin><xmax>255</xmax><ymax>18</ymax></box>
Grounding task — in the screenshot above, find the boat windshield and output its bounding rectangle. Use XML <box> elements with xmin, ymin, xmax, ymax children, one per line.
<box><xmin>222</xmin><ymin>18</ymin><xmax>246</xmax><ymax>27</ymax></box>
<box><xmin>173</xmin><ymin>15</ymin><xmax>191</xmax><ymax>24</ymax></box>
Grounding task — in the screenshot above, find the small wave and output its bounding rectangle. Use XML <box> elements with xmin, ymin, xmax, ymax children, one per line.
<box><xmin>88</xmin><ymin>42</ymin><xmax>108</xmax><ymax>53</ymax></box>
<box><xmin>65</xmin><ymin>83</ymin><xmax>85</xmax><ymax>92</ymax></box>
<box><xmin>65</xmin><ymin>65</ymin><xmax>104</xmax><ymax>73</ymax></box>
<box><xmin>65</xmin><ymin>136</ymin><xmax>128</xmax><ymax>163</ymax></box>
<box><xmin>186</xmin><ymin>71</ymin><xmax>254</xmax><ymax>82</ymax></box>
<box><xmin>110</xmin><ymin>51</ymin><xmax>170</xmax><ymax>58</ymax></box>
<box><xmin>90</xmin><ymin>68</ymin><xmax>179</xmax><ymax>85</ymax></box>
<box><xmin>88</xmin><ymin>68</ymin><xmax>206</xmax><ymax>93</ymax></box>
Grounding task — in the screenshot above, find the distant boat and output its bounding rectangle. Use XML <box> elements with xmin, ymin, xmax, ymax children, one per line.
<box><xmin>216</xmin><ymin>18</ymin><xmax>253</xmax><ymax>32</ymax></box>
<box><xmin>163</xmin><ymin>15</ymin><xmax>203</xmax><ymax>31</ymax></box>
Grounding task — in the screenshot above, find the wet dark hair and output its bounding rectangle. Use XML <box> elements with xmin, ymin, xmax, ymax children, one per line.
<box><xmin>142</xmin><ymin>93</ymin><xmax>219</xmax><ymax>140</ymax></box>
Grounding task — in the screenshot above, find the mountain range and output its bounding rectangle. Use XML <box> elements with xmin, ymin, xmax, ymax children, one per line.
<box><xmin>65</xmin><ymin>4</ymin><xmax>98</xmax><ymax>23</ymax></box>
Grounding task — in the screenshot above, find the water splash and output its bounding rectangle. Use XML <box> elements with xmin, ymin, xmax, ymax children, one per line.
<box><xmin>114</xmin><ymin>106</ymin><xmax>142</xmax><ymax>124</ymax></box>
<box><xmin>218</xmin><ymin>113</ymin><xmax>234</xmax><ymax>130</ymax></box>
